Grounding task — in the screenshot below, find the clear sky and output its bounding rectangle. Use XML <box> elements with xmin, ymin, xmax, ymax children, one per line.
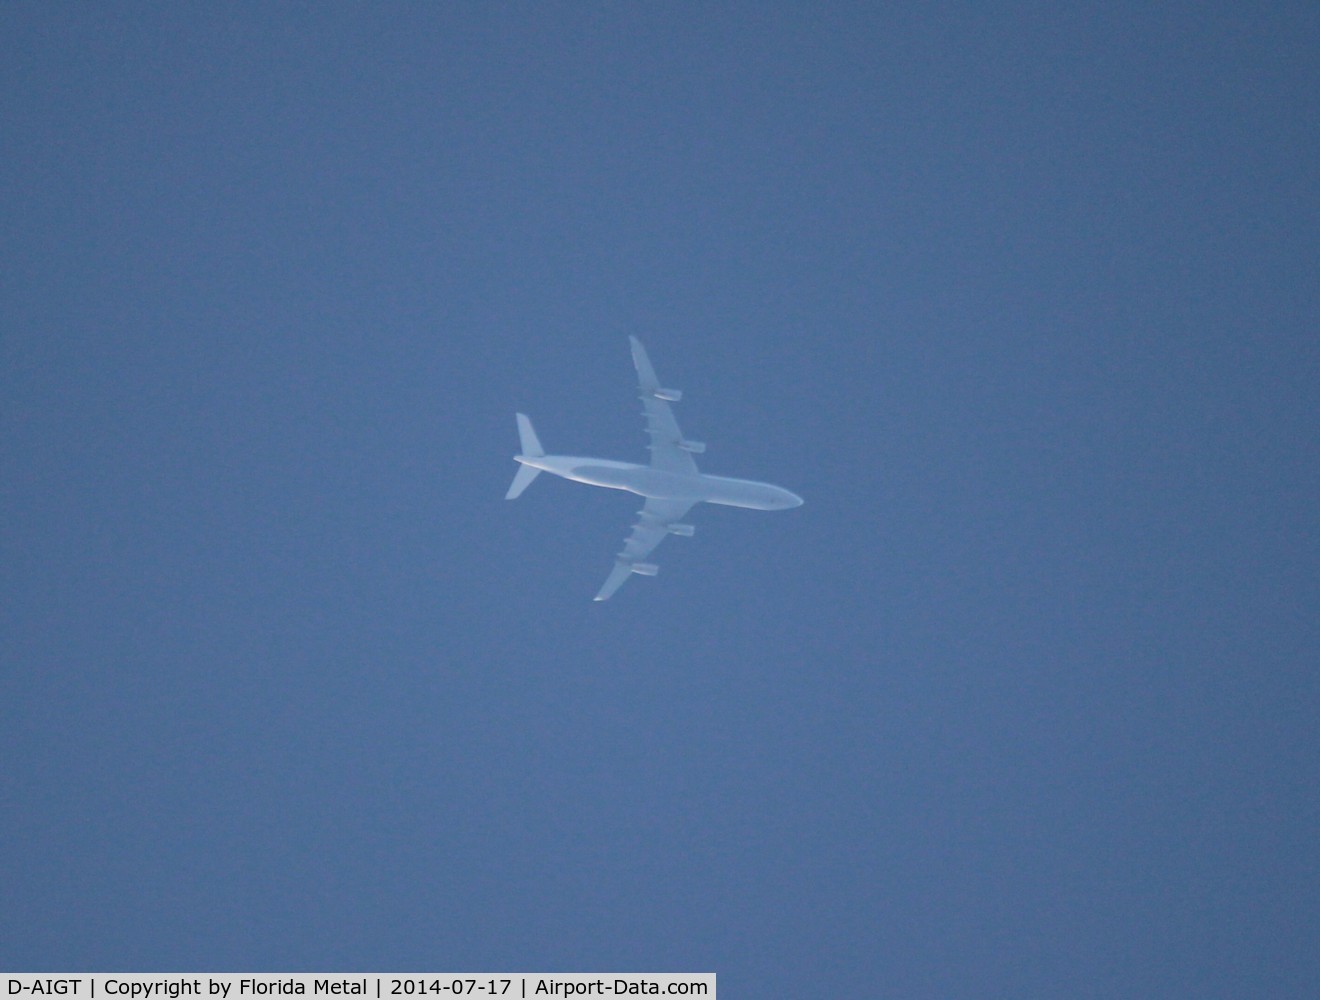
<box><xmin>3</xmin><ymin>3</ymin><xmax>1317</xmax><ymax>995</ymax></box>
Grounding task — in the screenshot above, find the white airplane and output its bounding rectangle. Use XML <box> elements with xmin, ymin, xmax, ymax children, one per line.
<box><xmin>506</xmin><ymin>337</ymin><xmax>804</xmax><ymax>600</ymax></box>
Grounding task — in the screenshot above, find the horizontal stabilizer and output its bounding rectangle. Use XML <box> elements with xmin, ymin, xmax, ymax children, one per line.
<box><xmin>516</xmin><ymin>412</ymin><xmax>544</xmax><ymax>457</ymax></box>
<box><xmin>505</xmin><ymin>461</ymin><xmax>541</xmax><ymax>500</ymax></box>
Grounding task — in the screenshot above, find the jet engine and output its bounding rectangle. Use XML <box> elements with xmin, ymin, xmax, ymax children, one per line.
<box><xmin>667</xmin><ymin>523</ymin><xmax>695</xmax><ymax>537</ymax></box>
<box><xmin>630</xmin><ymin>562</ymin><xmax>660</xmax><ymax>576</ymax></box>
<box><xmin>678</xmin><ymin>439</ymin><xmax>706</xmax><ymax>454</ymax></box>
<box><xmin>652</xmin><ymin>387</ymin><xmax>683</xmax><ymax>402</ymax></box>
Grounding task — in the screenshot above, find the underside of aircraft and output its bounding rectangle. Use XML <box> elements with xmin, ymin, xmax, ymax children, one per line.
<box><xmin>506</xmin><ymin>337</ymin><xmax>802</xmax><ymax>600</ymax></box>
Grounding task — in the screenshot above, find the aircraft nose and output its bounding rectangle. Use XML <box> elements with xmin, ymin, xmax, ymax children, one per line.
<box><xmin>784</xmin><ymin>490</ymin><xmax>804</xmax><ymax>508</ymax></box>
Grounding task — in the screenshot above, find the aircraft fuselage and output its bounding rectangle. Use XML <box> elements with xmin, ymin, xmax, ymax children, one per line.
<box><xmin>518</xmin><ymin>454</ymin><xmax>803</xmax><ymax>510</ymax></box>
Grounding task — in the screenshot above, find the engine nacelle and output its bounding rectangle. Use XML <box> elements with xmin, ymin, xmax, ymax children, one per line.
<box><xmin>630</xmin><ymin>562</ymin><xmax>660</xmax><ymax>576</ymax></box>
<box><xmin>653</xmin><ymin>387</ymin><xmax>682</xmax><ymax>402</ymax></box>
<box><xmin>667</xmin><ymin>523</ymin><xmax>695</xmax><ymax>537</ymax></box>
<box><xmin>678</xmin><ymin>439</ymin><xmax>706</xmax><ymax>454</ymax></box>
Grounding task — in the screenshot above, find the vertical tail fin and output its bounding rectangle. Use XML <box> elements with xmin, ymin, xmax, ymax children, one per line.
<box><xmin>505</xmin><ymin>413</ymin><xmax>544</xmax><ymax>499</ymax></box>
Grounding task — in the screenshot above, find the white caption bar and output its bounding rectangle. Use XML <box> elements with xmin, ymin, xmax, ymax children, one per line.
<box><xmin>4</xmin><ymin>975</ymin><xmax>715</xmax><ymax>1000</ymax></box>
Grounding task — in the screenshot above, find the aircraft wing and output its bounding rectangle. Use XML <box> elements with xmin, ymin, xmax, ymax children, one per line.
<box><xmin>594</xmin><ymin>496</ymin><xmax>697</xmax><ymax>601</ymax></box>
<box><xmin>630</xmin><ymin>336</ymin><xmax>701</xmax><ymax>475</ymax></box>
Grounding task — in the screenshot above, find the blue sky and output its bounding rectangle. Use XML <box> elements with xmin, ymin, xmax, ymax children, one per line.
<box><xmin>3</xmin><ymin>3</ymin><xmax>1317</xmax><ymax>995</ymax></box>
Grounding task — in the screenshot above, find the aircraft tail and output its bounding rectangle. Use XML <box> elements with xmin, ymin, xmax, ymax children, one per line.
<box><xmin>505</xmin><ymin>413</ymin><xmax>544</xmax><ymax>500</ymax></box>
<box><xmin>515</xmin><ymin>412</ymin><xmax>544</xmax><ymax>457</ymax></box>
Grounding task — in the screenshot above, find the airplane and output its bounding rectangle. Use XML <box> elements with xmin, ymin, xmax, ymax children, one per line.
<box><xmin>506</xmin><ymin>336</ymin><xmax>803</xmax><ymax>600</ymax></box>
